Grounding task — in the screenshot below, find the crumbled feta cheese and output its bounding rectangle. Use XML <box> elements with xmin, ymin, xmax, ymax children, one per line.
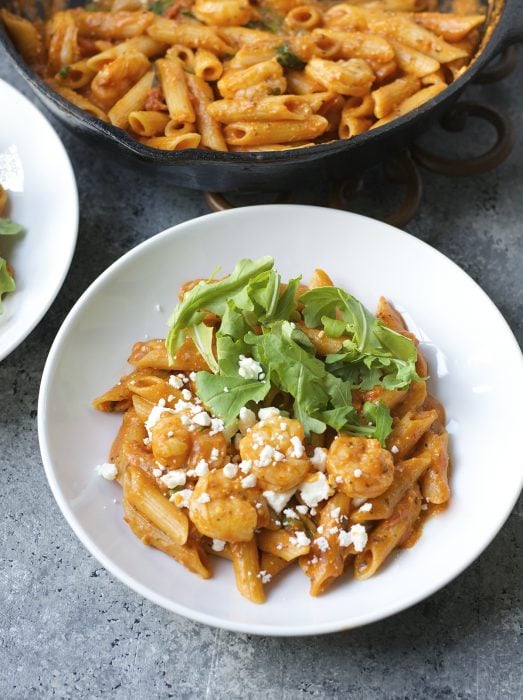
<box><xmin>262</xmin><ymin>488</ymin><xmax>296</xmax><ymax>513</ymax></box>
<box><xmin>210</xmin><ymin>418</ymin><xmax>224</xmax><ymax>435</ymax></box>
<box><xmin>223</xmin><ymin>462</ymin><xmax>238</xmax><ymax>478</ymax></box>
<box><xmin>255</xmin><ymin>502</ymin><xmax>262</xmax><ymax>510</ymax></box>
<box><xmin>296</xmin><ymin>505</ymin><xmax>309</xmax><ymax>515</ymax></box>
<box><xmin>212</xmin><ymin>539</ymin><xmax>226</xmax><ymax>552</ymax></box>
<box><xmin>353</xmin><ymin>468</ymin><xmax>363</xmax><ymax>478</ymax></box>
<box><xmin>238</xmin><ymin>407</ymin><xmax>256</xmax><ymax>433</ymax></box>
<box><xmin>391</xmin><ymin>445</ymin><xmax>399</xmax><ymax>454</ymax></box>
<box><xmin>223</xmin><ymin>386</ymin><xmax>229</xmax><ymax>393</ymax></box>
<box><xmin>273</xmin><ymin>450</ymin><xmax>285</xmax><ymax>462</ymax></box>
<box><xmin>172</xmin><ymin>488</ymin><xmax>192</xmax><ymax>508</ymax></box>
<box><xmin>258</xmin><ymin>444</ymin><xmax>275</xmax><ymax>467</ymax></box>
<box><xmin>315</xmin><ymin>536</ymin><xmax>329</xmax><ymax>552</ymax></box>
<box><xmin>331</xmin><ymin>507</ymin><xmax>341</xmax><ymax>521</ymax></box>
<box><xmin>167</xmin><ymin>394</ymin><xmax>175</xmax><ymax>403</ymax></box>
<box><xmin>257</xmin><ymin>570</ymin><xmax>272</xmax><ymax>583</ymax></box>
<box><xmin>152</xmin><ymin>468</ymin><xmax>163</xmax><ymax>478</ymax></box>
<box><xmin>328</xmin><ymin>526</ymin><xmax>339</xmax><ymax>535</ymax></box>
<box><xmin>181</xmin><ymin>388</ymin><xmax>192</xmax><ymax>401</ymax></box>
<box><xmin>95</xmin><ymin>463</ymin><xmax>117</xmax><ymax>480</ymax></box>
<box><xmin>421</xmin><ymin>503</ymin><xmax>428</xmax><ymax>511</ymax></box>
<box><xmin>143</xmin><ymin>437</ymin><xmax>151</xmax><ymax>446</ymax></box>
<box><xmin>350</xmin><ymin>524</ymin><xmax>368</xmax><ymax>552</ymax></box>
<box><xmin>276</xmin><ymin>543</ymin><xmax>284</xmax><ymax>551</ymax></box>
<box><xmin>239</xmin><ymin>459</ymin><xmax>252</xmax><ymax>474</ymax></box>
<box><xmin>317</xmin><ymin>525</ymin><xmax>324</xmax><ymax>534</ymax></box>
<box><xmin>169</xmin><ymin>375</ymin><xmax>184</xmax><ymax>389</ymax></box>
<box><xmin>238</xmin><ymin>355</ymin><xmax>263</xmax><ymax>380</ymax></box>
<box><xmin>189</xmin><ymin>371</ymin><xmax>197</xmax><ymax>382</ymax></box>
<box><xmin>194</xmin><ymin>459</ymin><xmax>209</xmax><ymax>477</ymax></box>
<box><xmin>283</xmin><ymin>508</ymin><xmax>299</xmax><ymax>520</ymax></box>
<box><xmin>155</xmin><ymin>303</ymin><xmax>162</xmax><ymax>312</ymax></box>
<box><xmin>352</xmin><ymin>497</ymin><xmax>366</xmax><ymax>508</ymax></box>
<box><xmin>290</xmin><ymin>531</ymin><xmax>311</xmax><ymax>547</ymax></box>
<box><xmin>298</xmin><ymin>473</ymin><xmax>333</xmax><ymax>509</ymax></box>
<box><xmin>193</xmin><ymin>411</ymin><xmax>211</xmax><ymax>427</ymax></box>
<box><xmin>338</xmin><ymin>530</ymin><xmax>352</xmax><ymax>548</ymax></box>
<box><xmin>209</xmin><ymin>447</ymin><xmax>220</xmax><ymax>463</ymax></box>
<box><xmin>167</xmin><ymin>430</ymin><xmax>174</xmax><ymax>438</ymax></box>
<box><xmin>241</xmin><ymin>474</ymin><xmax>257</xmax><ymax>489</ymax></box>
<box><xmin>335</xmin><ymin>475</ymin><xmax>343</xmax><ymax>484</ymax></box>
<box><xmin>359</xmin><ymin>502</ymin><xmax>372</xmax><ymax>513</ymax></box>
<box><xmin>258</xmin><ymin>407</ymin><xmax>280</xmax><ymax>420</ymax></box>
<box><xmin>160</xmin><ymin>470</ymin><xmax>186</xmax><ymax>489</ymax></box>
<box><xmin>145</xmin><ymin>401</ymin><xmax>176</xmax><ymax>435</ymax></box>
<box><xmin>289</xmin><ymin>436</ymin><xmax>305</xmax><ymax>458</ymax></box>
<box><xmin>339</xmin><ymin>525</ymin><xmax>368</xmax><ymax>551</ymax></box>
<box><xmin>196</xmin><ymin>493</ymin><xmax>210</xmax><ymax>504</ymax></box>
<box><xmin>310</xmin><ymin>447</ymin><xmax>327</xmax><ymax>471</ymax></box>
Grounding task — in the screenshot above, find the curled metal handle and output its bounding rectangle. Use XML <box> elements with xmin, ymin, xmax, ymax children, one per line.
<box><xmin>474</xmin><ymin>45</ymin><xmax>519</xmax><ymax>84</ymax></box>
<box><xmin>411</xmin><ymin>102</ymin><xmax>514</xmax><ymax>177</ymax></box>
<box><xmin>329</xmin><ymin>152</ymin><xmax>423</xmax><ymax>228</ymax></box>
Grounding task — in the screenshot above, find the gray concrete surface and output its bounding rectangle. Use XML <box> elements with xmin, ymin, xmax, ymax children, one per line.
<box><xmin>1</xmin><ymin>49</ymin><xmax>522</xmax><ymax>699</ymax></box>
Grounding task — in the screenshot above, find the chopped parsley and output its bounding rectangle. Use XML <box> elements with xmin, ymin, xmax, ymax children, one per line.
<box><xmin>58</xmin><ymin>66</ymin><xmax>69</xmax><ymax>79</ymax></box>
<box><xmin>275</xmin><ymin>42</ymin><xmax>306</xmax><ymax>71</ymax></box>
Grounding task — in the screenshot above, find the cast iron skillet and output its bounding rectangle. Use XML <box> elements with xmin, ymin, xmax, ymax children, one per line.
<box><xmin>1</xmin><ymin>0</ymin><xmax>522</xmax><ymax>191</ymax></box>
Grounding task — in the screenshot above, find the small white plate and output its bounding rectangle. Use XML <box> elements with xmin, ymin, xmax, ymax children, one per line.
<box><xmin>38</xmin><ymin>205</ymin><xmax>523</xmax><ymax>636</ymax></box>
<box><xmin>0</xmin><ymin>79</ymin><xmax>78</xmax><ymax>361</ymax></box>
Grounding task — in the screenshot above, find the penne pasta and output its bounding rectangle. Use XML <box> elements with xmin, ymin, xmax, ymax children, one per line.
<box><xmin>93</xmin><ymin>261</ymin><xmax>451</xmax><ymax>602</ymax></box>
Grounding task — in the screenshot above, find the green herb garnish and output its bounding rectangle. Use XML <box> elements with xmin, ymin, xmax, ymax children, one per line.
<box><xmin>275</xmin><ymin>42</ymin><xmax>306</xmax><ymax>71</ymax></box>
<box><xmin>165</xmin><ymin>257</ymin><xmax>421</xmax><ymax>444</ymax></box>
<box><xmin>0</xmin><ymin>218</ymin><xmax>23</xmax><ymax>236</ymax></box>
<box><xmin>58</xmin><ymin>66</ymin><xmax>69</xmax><ymax>79</ymax></box>
<box><xmin>0</xmin><ymin>216</ymin><xmax>23</xmax><ymax>313</ymax></box>
<box><xmin>150</xmin><ymin>0</ymin><xmax>174</xmax><ymax>15</ymax></box>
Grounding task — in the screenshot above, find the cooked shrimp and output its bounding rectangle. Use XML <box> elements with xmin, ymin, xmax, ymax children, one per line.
<box><xmin>239</xmin><ymin>415</ymin><xmax>311</xmax><ymax>491</ymax></box>
<box><xmin>326</xmin><ymin>435</ymin><xmax>394</xmax><ymax>498</ymax></box>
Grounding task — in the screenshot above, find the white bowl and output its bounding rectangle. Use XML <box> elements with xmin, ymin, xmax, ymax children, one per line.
<box><xmin>0</xmin><ymin>79</ymin><xmax>78</xmax><ymax>361</ymax></box>
<box><xmin>38</xmin><ymin>205</ymin><xmax>523</xmax><ymax>636</ymax></box>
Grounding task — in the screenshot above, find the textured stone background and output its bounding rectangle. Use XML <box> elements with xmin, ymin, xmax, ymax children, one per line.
<box><xmin>1</xmin><ymin>48</ymin><xmax>522</xmax><ymax>700</ymax></box>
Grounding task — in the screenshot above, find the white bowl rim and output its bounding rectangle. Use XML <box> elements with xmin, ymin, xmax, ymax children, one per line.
<box><xmin>0</xmin><ymin>78</ymin><xmax>79</xmax><ymax>362</ymax></box>
<box><xmin>37</xmin><ymin>204</ymin><xmax>523</xmax><ymax>636</ymax></box>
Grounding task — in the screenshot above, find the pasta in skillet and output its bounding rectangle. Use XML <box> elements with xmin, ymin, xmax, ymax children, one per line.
<box><xmin>1</xmin><ymin>1</ymin><xmax>485</xmax><ymax>151</ymax></box>
<box><xmin>92</xmin><ymin>257</ymin><xmax>450</xmax><ymax>603</ymax></box>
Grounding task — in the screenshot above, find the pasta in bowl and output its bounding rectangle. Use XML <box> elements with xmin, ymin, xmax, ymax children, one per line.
<box><xmin>1</xmin><ymin>0</ymin><xmax>487</xmax><ymax>152</ymax></box>
<box><xmin>93</xmin><ymin>256</ymin><xmax>450</xmax><ymax>603</ymax></box>
<box><xmin>38</xmin><ymin>205</ymin><xmax>523</xmax><ymax>633</ymax></box>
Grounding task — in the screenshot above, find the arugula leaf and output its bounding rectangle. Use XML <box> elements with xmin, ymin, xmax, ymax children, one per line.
<box><xmin>272</xmin><ymin>276</ymin><xmax>301</xmax><ymax>322</ymax></box>
<box><xmin>195</xmin><ymin>373</ymin><xmax>270</xmax><ymax>428</ymax></box>
<box><xmin>0</xmin><ymin>218</ymin><xmax>23</xmax><ymax>236</ymax></box>
<box><xmin>246</xmin><ymin>321</ymin><xmax>359</xmax><ymax>436</ymax></box>
<box><xmin>187</xmin><ymin>323</ymin><xmax>219</xmax><ymax>374</ymax></box>
<box><xmin>362</xmin><ymin>401</ymin><xmax>393</xmax><ymax>446</ymax></box>
<box><xmin>301</xmin><ymin>286</ymin><xmax>420</xmax><ymax>390</ymax></box>
<box><xmin>321</xmin><ymin>316</ymin><xmax>346</xmax><ymax>338</ymax></box>
<box><xmin>166</xmin><ymin>256</ymin><xmax>274</xmax><ymax>357</ymax></box>
<box><xmin>275</xmin><ymin>42</ymin><xmax>306</xmax><ymax>71</ymax></box>
<box><xmin>0</xmin><ymin>258</ymin><xmax>15</xmax><ymax>314</ymax></box>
